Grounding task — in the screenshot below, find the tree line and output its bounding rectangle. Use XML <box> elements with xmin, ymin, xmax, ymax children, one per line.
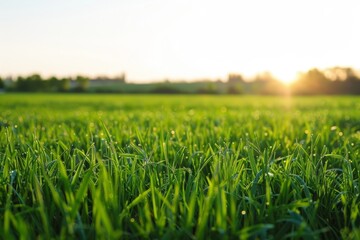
<box><xmin>291</xmin><ymin>67</ymin><xmax>360</xmax><ymax>95</ymax></box>
<box><xmin>0</xmin><ymin>74</ymin><xmax>126</xmax><ymax>93</ymax></box>
<box><xmin>0</xmin><ymin>75</ymin><xmax>88</xmax><ymax>92</ymax></box>
<box><xmin>0</xmin><ymin>67</ymin><xmax>359</xmax><ymax>94</ymax></box>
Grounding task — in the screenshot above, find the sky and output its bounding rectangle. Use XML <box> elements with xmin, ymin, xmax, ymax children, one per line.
<box><xmin>1</xmin><ymin>0</ymin><xmax>359</xmax><ymax>83</ymax></box>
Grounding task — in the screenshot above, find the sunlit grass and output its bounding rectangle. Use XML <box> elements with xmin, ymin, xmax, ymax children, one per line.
<box><xmin>0</xmin><ymin>94</ymin><xmax>359</xmax><ymax>239</ymax></box>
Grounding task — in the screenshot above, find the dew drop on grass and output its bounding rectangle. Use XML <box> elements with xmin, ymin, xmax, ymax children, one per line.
<box><xmin>266</xmin><ymin>172</ymin><xmax>274</xmax><ymax>177</ymax></box>
<box><xmin>10</xmin><ymin>170</ymin><xmax>17</xmax><ymax>185</ymax></box>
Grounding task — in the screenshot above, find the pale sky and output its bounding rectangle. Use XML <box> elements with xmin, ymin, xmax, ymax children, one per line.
<box><xmin>1</xmin><ymin>0</ymin><xmax>359</xmax><ymax>83</ymax></box>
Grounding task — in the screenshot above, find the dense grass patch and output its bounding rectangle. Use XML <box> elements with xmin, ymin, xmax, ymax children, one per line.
<box><xmin>0</xmin><ymin>94</ymin><xmax>359</xmax><ymax>239</ymax></box>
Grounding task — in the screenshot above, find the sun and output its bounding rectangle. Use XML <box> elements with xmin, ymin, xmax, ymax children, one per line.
<box><xmin>273</xmin><ymin>69</ymin><xmax>298</xmax><ymax>85</ymax></box>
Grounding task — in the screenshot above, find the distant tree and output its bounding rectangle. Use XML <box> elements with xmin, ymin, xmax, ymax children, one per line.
<box><xmin>228</xmin><ymin>74</ymin><xmax>244</xmax><ymax>84</ymax></box>
<box><xmin>48</xmin><ymin>76</ymin><xmax>59</xmax><ymax>92</ymax></box>
<box><xmin>93</xmin><ymin>75</ymin><xmax>109</xmax><ymax>81</ymax></box>
<box><xmin>346</xmin><ymin>76</ymin><xmax>360</xmax><ymax>94</ymax></box>
<box><xmin>24</xmin><ymin>74</ymin><xmax>46</xmax><ymax>91</ymax></box>
<box><xmin>118</xmin><ymin>73</ymin><xmax>126</xmax><ymax>83</ymax></box>
<box><xmin>27</xmin><ymin>74</ymin><xmax>42</xmax><ymax>82</ymax></box>
<box><xmin>59</xmin><ymin>78</ymin><xmax>70</xmax><ymax>92</ymax></box>
<box><xmin>197</xmin><ymin>82</ymin><xmax>219</xmax><ymax>94</ymax></box>
<box><xmin>16</xmin><ymin>76</ymin><xmax>29</xmax><ymax>91</ymax></box>
<box><xmin>75</xmin><ymin>75</ymin><xmax>89</xmax><ymax>92</ymax></box>
<box><xmin>93</xmin><ymin>73</ymin><xmax>126</xmax><ymax>83</ymax></box>
<box><xmin>150</xmin><ymin>86</ymin><xmax>182</xmax><ymax>94</ymax></box>
<box><xmin>323</xmin><ymin>67</ymin><xmax>357</xmax><ymax>81</ymax></box>
<box><xmin>292</xmin><ymin>68</ymin><xmax>330</xmax><ymax>94</ymax></box>
<box><xmin>0</xmin><ymin>77</ymin><xmax>4</xmax><ymax>89</ymax></box>
<box><xmin>249</xmin><ymin>72</ymin><xmax>286</xmax><ymax>95</ymax></box>
<box><xmin>252</xmin><ymin>72</ymin><xmax>278</xmax><ymax>83</ymax></box>
<box><xmin>227</xmin><ymin>84</ymin><xmax>243</xmax><ymax>94</ymax></box>
<box><xmin>226</xmin><ymin>74</ymin><xmax>244</xmax><ymax>94</ymax></box>
<box><xmin>301</xmin><ymin>68</ymin><xmax>328</xmax><ymax>83</ymax></box>
<box><xmin>339</xmin><ymin>68</ymin><xmax>360</xmax><ymax>94</ymax></box>
<box><xmin>321</xmin><ymin>67</ymin><xmax>360</xmax><ymax>94</ymax></box>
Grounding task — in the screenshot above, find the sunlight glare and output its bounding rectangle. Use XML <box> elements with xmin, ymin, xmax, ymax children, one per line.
<box><xmin>274</xmin><ymin>69</ymin><xmax>297</xmax><ymax>85</ymax></box>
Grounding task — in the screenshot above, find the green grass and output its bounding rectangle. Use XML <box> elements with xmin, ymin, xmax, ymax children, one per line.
<box><xmin>0</xmin><ymin>94</ymin><xmax>359</xmax><ymax>239</ymax></box>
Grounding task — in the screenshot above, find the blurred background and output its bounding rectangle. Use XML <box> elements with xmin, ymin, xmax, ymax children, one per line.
<box><xmin>1</xmin><ymin>0</ymin><xmax>360</xmax><ymax>94</ymax></box>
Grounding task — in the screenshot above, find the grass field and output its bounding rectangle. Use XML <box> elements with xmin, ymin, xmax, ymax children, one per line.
<box><xmin>0</xmin><ymin>94</ymin><xmax>359</xmax><ymax>239</ymax></box>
